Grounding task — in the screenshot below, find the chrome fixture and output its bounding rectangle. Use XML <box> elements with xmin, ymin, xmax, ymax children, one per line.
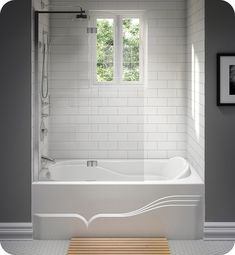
<box><xmin>42</xmin><ymin>100</ymin><xmax>49</xmax><ymax>106</ymax></box>
<box><xmin>41</xmin><ymin>127</ymin><xmax>48</xmax><ymax>135</ymax></box>
<box><xmin>41</xmin><ymin>30</ymin><xmax>49</xmax><ymax>100</ymax></box>
<box><xmin>41</xmin><ymin>96</ymin><xmax>50</xmax><ymax>119</ymax></box>
<box><xmin>40</xmin><ymin>120</ymin><xmax>48</xmax><ymax>142</ymax></box>
<box><xmin>76</xmin><ymin>8</ymin><xmax>87</xmax><ymax>19</ymax></box>
<box><xmin>40</xmin><ymin>0</ymin><xmax>88</xmax><ymax>19</ymax></box>
<box><xmin>41</xmin><ymin>113</ymin><xmax>49</xmax><ymax>118</ymax></box>
<box><xmin>41</xmin><ymin>155</ymin><xmax>56</xmax><ymax>164</ymax></box>
<box><xmin>87</xmin><ymin>160</ymin><xmax>98</xmax><ymax>167</ymax></box>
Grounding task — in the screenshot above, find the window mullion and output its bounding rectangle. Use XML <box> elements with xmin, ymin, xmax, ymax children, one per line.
<box><xmin>120</xmin><ymin>16</ymin><xmax>123</xmax><ymax>83</ymax></box>
<box><xmin>116</xmin><ymin>15</ymin><xmax>122</xmax><ymax>84</ymax></box>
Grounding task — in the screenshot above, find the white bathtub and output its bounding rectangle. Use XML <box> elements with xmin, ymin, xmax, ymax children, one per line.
<box><xmin>41</xmin><ymin>157</ymin><xmax>191</xmax><ymax>182</ymax></box>
<box><xmin>33</xmin><ymin>157</ymin><xmax>204</xmax><ymax>240</ymax></box>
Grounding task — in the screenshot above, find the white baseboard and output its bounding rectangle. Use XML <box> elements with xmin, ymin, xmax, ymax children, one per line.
<box><xmin>1</xmin><ymin>222</ymin><xmax>234</xmax><ymax>240</ymax></box>
<box><xmin>204</xmin><ymin>222</ymin><xmax>235</xmax><ymax>240</ymax></box>
<box><xmin>0</xmin><ymin>223</ymin><xmax>33</xmax><ymax>240</ymax></box>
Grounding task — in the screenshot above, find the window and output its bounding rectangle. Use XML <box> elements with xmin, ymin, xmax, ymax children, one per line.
<box><xmin>96</xmin><ymin>18</ymin><xmax>114</xmax><ymax>82</ymax></box>
<box><xmin>91</xmin><ymin>12</ymin><xmax>144</xmax><ymax>85</ymax></box>
<box><xmin>122</xmin><ymin>18</ymin><xmax>140</xmax><ymax>82</ymax></box>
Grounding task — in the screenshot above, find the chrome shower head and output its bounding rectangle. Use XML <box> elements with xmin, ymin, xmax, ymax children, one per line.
<box><xmin>76</xmin><ymin>8</ymin><xmax>87</xmax><ymax>19</ymax></box>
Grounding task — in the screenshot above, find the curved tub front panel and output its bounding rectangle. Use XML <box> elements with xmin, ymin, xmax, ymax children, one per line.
<box><xmin>34</xmin><ymin>201</ymin><xmax>202</xmax><ymax>239</ymax></box>
<box><xmin>32</xmin><ymin>181</ymin><xmax>204</xmax><ymax>239</ymax></box>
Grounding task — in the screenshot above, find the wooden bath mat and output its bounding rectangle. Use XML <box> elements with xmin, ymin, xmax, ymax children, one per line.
<box><xmin>67</xmin><ymin>238</ymin><xmax>171</xmax><ymax>254</ymax></box>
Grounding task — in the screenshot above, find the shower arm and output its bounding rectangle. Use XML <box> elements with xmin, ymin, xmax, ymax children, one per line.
<box><xmin>40</xmin><ymin>0</ymin><xmax>85</xmax><ymax>12</ymax></box>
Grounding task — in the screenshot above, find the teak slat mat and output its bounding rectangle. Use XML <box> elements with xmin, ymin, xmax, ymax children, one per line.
<box><xmin>67</xmin><ymin>238</ymin><xmax>171</xmax><ymax>255</ymax></box>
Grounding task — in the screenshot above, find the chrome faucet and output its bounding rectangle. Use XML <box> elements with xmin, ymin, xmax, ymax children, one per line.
<box><xmin>41</xmin><ymin>155</ymin><xmax>56</xmax><ymax>164</ymax></box>
<box><xmin>87</xmin><ymin>160</ymin><xmax>98</xmax><ymax>167</ymax></box>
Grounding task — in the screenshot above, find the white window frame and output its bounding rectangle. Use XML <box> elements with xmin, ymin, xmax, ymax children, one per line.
<box><xmin>89</xmin><ymin>11</ymin><xmax>145</xmax><ymax>86</ymax></box>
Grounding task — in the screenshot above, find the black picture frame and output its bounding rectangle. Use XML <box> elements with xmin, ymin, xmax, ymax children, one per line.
<box><xmin>217</xmin><ymin>53</ymin><xmax>235</xmax><ymax>106</ymax></box>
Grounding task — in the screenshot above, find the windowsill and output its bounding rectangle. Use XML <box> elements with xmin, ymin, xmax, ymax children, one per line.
<box><xmin>92</xmin><ymin>82</ymin><xmax>145</xmax><ymax>88</ymax></box>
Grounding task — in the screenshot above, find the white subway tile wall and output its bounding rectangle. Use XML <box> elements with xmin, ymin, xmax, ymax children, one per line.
<box><xmin>33</xmin><ymin>0</ymin><xmax>50</xmax><ymax>179</ymax></box>
<box><xmin>186</xmin><ymin>0</ymin><xmax>205</xmax><ymax>179</ymax></box>
<box><xmin>47</xmin><ymin>0</ymin><xmax>188</xmax><ymax>160</ymax></box>
<box><xmin>34</xmin><ymin>0</ymin><xmax>204</xmax><ymax>168</ymax></box>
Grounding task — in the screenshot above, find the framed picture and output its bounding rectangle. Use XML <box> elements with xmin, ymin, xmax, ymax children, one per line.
<box><xmin>217</xmin><ymin>53</ymin><xmax>235</xmax><ymax>105</ymax></box>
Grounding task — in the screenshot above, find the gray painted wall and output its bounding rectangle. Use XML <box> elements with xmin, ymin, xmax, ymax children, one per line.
<box><xmin>205</xmin><ymin>0</ymin><xmax>235</xmax><ymax>222</ymax></box>
<box><xmin>0</xmin><ymin>0</ymin><xmax>235</xmax><ymax>224</ymax></box>
<box><xmin>0</xmin><ymin>0</ymin><xmax>31</xmax><ymax>222</ymax></box>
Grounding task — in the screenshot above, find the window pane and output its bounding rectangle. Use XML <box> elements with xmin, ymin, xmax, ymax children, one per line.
<box><xmin>96</xmin><ymin>19</ymin><xmax>114</xmax><ymax>82</ymax></box>
<box><xmin>122</xmin><ymin>18</ymin><xmax>140</xmax><ymax>82</ymax></box>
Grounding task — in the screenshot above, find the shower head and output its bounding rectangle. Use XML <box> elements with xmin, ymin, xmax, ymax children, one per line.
<box><xmin>40</xmin><ymin>1</ymin><xmax>88</xmax><ymax>19</ymax></box>
<box><xmin>76</xmin><ymin>8</ymin><xmax>87</xmax><ymax>19</ymax></box>
<box><xmin>76</xmin><ymin>13</ymin><xmax>87</xmax><ymax>19</ymax></box>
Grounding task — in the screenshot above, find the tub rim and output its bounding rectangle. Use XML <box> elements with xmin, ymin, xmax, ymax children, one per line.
<box><xmin>34</xmin><ymin>163</ymin><xmax>203</xmax><ymax>185</ymax></box>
